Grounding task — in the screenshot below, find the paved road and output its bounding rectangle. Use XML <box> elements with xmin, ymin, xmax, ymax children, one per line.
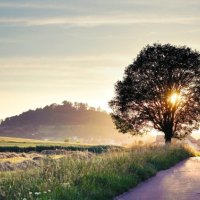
<box><xmin>115</xmin><ymin>157</ymin><xmax>200</xmax><ymax>200</ymax></box>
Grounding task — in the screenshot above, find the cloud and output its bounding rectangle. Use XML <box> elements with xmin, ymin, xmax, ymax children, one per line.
<box><xmin>0</xmin><ymin>39</ymin><xmax>24</xmax><ymax>44</ymax></box>
<box><xmin>0</xmin><ymin>2</ymin><xmax>64</xmax><ymax>9</ymax></box>
<box><xmin>0</xmin><ymin>55</ymin><xmax>132</xmax><ymax>65</ymax></box>
<box><xmin>0</xmin><ymin>56</ymin><xmax>130</xmax><ymax>82</ymax></box>
<box><xmin>0</xmin><ymin>15</ymin><xmax>199</xmax><ymax>27</ymax></box>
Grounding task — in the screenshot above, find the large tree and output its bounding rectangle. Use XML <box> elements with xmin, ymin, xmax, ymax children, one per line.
<box><xmin>109</xmin><ymin>44</ymin><xmax>200</xmax><ymax>143</ymax></box>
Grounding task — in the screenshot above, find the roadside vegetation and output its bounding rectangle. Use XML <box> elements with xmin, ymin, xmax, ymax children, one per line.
<box><xmin>0</xmin><ymin>144</ymin><xmax>195</xmax><ymax>200</ymax></box>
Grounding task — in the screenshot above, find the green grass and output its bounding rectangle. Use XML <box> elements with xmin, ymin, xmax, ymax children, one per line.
<box><xmin>0</xmin><ymin>144</ymin><xmax>194</xmax><ymax>200</ymax></box>
<box><xmin>0</xmin><ymin>137</ymin><xmax>121</xmax><ymax>153</ymax></box>
<box><xmin>0</xmin><ymin>137</ymin><xmax>87</xmax><ymax>147</ymax></box>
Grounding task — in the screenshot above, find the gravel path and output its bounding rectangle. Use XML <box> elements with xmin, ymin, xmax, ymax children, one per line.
<box><xmin>115</xmin><ymin>157</ymin><xmax>200</xmax><ymax>200</ymax></box>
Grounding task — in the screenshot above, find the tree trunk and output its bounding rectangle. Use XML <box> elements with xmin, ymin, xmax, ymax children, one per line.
<box><xmin>163</xmin><ymin>125</ymin><xmax>173</xmax><ymax>144</ymax></box>
<box><xmin>165</xmin><ymin>136</ymin><xmax>172</xmax><ymax>144</ymax></box>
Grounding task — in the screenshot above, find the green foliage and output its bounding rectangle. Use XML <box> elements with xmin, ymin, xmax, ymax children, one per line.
<box><xmin>0</xmin><ymin>145</ymin><xmax>121</xmax><ymax>153</ymax></box>
<box><xmin>0</xmin><ymin>145</ymin><xmax>193</xmax><ymax>200</ymax></box>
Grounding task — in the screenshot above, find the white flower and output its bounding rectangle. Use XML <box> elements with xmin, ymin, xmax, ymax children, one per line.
<box><xmin>48</xmin><ymin>190</ymin><xmax>51</xmax><ymax>192</ymax></box>
<box><xmin>29</xmin><ymin>192</ymin><xmax>32</xmax><ymax>195</ymax></box>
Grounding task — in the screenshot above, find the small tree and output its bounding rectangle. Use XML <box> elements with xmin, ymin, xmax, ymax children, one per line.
<box><xmin>109</xmin><ymin>44</ymin><xmax>200</xmax><ymax>143</ymax></box>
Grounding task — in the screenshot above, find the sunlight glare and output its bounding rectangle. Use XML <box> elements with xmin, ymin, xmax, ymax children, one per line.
<box><xmin>169</xmin><ymin>92</ymin><xmax>181</xmax><ymax>105</ymax></box>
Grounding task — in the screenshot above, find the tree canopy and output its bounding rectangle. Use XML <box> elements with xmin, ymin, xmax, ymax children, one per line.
<box><xmin>109</xmin><ymin>43</ymin><xmax>200</xmax><ymax>143</ymax></box>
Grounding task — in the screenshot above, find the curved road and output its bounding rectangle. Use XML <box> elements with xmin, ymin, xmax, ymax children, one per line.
<box><xmin>115</xmin><ymin>157</ymin><xmax>200</xmax><ymax>200</ymax></box>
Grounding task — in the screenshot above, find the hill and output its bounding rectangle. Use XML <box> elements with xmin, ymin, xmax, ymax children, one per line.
<box><xmin>0</xmin><ymin>101</ymin><xmax>131</xmax><ymax>144</ymax></box>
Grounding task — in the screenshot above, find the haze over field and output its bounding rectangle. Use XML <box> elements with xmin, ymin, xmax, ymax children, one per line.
<box><xmin>0</xmin><ymin>0</ymin><xmax>200</xmax><ymax>120</ymax></box>
<box><xmin>0</xmin><ymin>101</ymin><xmax>135</xmax><ymax>144</ymax></box>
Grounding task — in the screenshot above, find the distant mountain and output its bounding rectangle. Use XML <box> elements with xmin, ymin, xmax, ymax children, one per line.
<box><xmin>0</xmin><ymin>101</ymin><xmax>131</xmax><ymax>144</ymax></box>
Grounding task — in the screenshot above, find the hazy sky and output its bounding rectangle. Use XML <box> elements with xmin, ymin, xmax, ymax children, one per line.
<box><xmin>0</xmin><ymin>0</ymin><xmax>200</xmax><ymax>119</ymax></box>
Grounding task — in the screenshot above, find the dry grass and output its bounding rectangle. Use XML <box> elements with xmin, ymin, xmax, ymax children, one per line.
<box><xmin>0</xmin><ymin>157</ymin><xmax>31</xmax><ymax>163</ymax></box>
<box><xmin>183</xmin><ymin>144</ymin><xmax>200</xmax><ymax>156</ymax></box>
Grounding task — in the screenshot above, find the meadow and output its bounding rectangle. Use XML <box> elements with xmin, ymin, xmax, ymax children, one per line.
<box><xmin>0</xmin><ymin>137</ymin><xmax>116</xmax><ymax>154</ymax></box>
<box><xmin>0</xmin><ymin>144</ymin><xmax>195</xmax><ymax>200</ymax></box>
<box><xmin>0</xmin><ymin>137</ymin><xmax>82</xmax><ymax>147</ymax></box>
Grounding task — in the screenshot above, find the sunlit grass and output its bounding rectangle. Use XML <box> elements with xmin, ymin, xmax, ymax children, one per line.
<box><xmin>50</xmin><ymin>155</ymin><xmax>65</xmax><ymax>160</ymax></box>
<box><xmin>183</xmin><ymin>144</ymin><xmax>200</xmax><ymax>157</ymax></box>
<box><xmin>0</xmin><ymin>144</ymin><xmax>195</xmax><ymax>200</ymax></box>
<box><xmin>0</xmin><ymin>157</ymin><xmax>31</xmax><ymax>163</ymax></box>
<box><xmin>0</xmin><ymin>137</ymin><xmax>48</xmax><ymax>143</ymax></box>
<box><xmin>0</xmin><ymin>155</ymin><xmax>64</xmax><ymax>163</ymax></box>
<box><xmin>0</xmin><ymin>137</ymin><xmax>93</xmax><ymax>147</ymax></box>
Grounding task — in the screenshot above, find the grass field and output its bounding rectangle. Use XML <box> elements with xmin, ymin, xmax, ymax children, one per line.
<box><xmin>0</xmin><ymin>136</ymin><xmax>122</xmax><ymax>154</ymax></box>
<box><xmin>0</xmin><ymin>137</ymin><xmax>83</xmax><ymax>147</ymax></box>
<box><xmin>0</xmin><ymin>144</ymin><xmax>195</xmax><ymax>200</ymax></box>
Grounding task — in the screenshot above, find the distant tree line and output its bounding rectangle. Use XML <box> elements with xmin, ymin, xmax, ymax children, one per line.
<box><xmin>0</xmin><ymin>101</ymin><xmax>111</xmax><ymax>127</ymax></box>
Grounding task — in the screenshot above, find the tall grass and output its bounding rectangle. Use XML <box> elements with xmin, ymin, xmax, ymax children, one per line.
<box><xmin>0</xmin><ymin>145</ymin><xmax>194</xmax><ymax>200</ymax></box>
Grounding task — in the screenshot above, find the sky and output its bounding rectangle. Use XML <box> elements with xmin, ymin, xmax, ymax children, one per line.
<box><xmin>0</xmin><ymin>0</ymin><xmax>200</xmax><ymax>120</ymax></box>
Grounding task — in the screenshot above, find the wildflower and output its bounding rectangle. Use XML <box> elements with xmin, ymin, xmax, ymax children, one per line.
<box><xmin>23</xmin><ymin>198</ymin><xmax>27</xmax><ymax>200</ymax></box>
<box><xmin>48</xmin><ymin>190</ymin><xmax>51</xmax><ymax>192</ymax></box>
<box><xmin>29</xmin><ymin>192</ymin><xmax>32</xmax><ymax>195</ymax></box>
<box><xmin>43</xmin><ymin>191</ymin><xmax>47</xmax><ymax>194</ymax></box>
<box><xmin>34</xmin><ymin>192</ymin><xmax>41</xmax><ymax>195</ymax></box>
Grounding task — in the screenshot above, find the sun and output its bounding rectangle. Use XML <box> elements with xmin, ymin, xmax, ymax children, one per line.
<box><xmin>168</xmin><ymin>92</ymin><xmax>181</xmax><ymax>105</ymax></box>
